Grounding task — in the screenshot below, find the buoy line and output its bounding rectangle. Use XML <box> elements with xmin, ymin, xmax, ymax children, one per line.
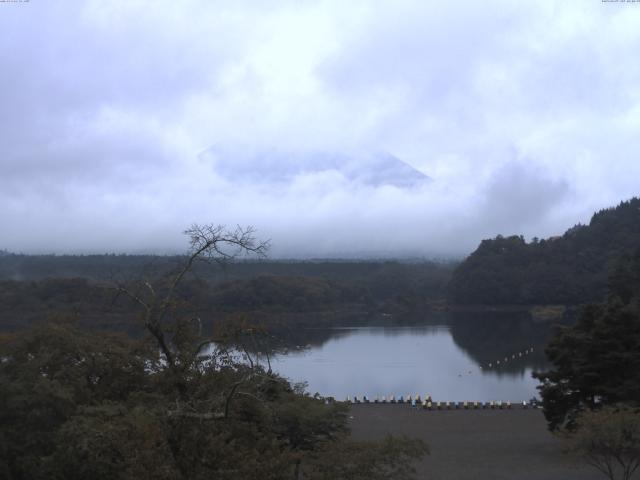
<box><xmin>484</xmin><ymin>346</ymin><xmax>535</xmax><ymax>370</ymax></box>
<box><xmin>335</xmin><ymin>396</ymin><xmax>540</xmax><ymax>410</ymax></box>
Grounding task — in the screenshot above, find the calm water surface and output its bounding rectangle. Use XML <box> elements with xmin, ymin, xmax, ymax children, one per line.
<box><xmin>271</xmin><ymin>316</ymin><xmax>551</xmax><ymax>402</ymax></box>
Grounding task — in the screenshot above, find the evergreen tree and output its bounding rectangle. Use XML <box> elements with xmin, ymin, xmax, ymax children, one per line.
<box><xmin>534</xmin><ymin>249</ymin><xmax>640</xmax><ymax>431</ymax></box>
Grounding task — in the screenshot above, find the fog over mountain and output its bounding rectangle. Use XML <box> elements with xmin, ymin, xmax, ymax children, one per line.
<box><xmin>1</xmin><ymin>2</ymin><xmax>639</xmax><ymax>257</ymax></box>
<box><xmin>202</xmin><ymin>147</ymin><xmax>431</xmax><ymax>188</ymax></box>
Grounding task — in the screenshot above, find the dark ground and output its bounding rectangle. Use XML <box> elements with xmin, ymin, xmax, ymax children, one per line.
<box><xmin>349</xmin><ymin>404</ymin><xmax>603</xmax><ymax>480</ymax></box>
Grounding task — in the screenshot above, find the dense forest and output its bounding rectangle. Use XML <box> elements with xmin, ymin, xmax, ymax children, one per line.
<box><xmin>0</xmin><ymin>256</ymin><xmax>453</xmax><ymax>333</ymax></box>
<box><xmin>449</xmin><ymin>197</ymin><xmax>640</xmax><ymax>305</ymax></box>
<box><xmin>0</xmin><ymin>252</ymin><xmax>453</xmax><ymax>298</ymax></box>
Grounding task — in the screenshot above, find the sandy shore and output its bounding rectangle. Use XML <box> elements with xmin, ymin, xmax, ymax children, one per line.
<box><xmin>349</xmin><ymin>404</ymin><xmax>602</xmax><ymax>480</ymax></box>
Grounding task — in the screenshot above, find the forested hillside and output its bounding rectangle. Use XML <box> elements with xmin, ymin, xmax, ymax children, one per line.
<box><xmin>0</xmin><ymin>264</ymin><xmax>453</xmax><ymax>333</ymax></box>
<box><xmin>0</xmin><ymin>254</ymin><xmax>452</xmax><ymax>304</ymax></box>
<box><xmin>0</xmin><ymin>276</ymin><xmax>354</xmax><ymax>333</ymax></box>
<box><xmin>448</xmin><ymin>197</ymin><xmax>640</xmax><ymax>305</ymax></box>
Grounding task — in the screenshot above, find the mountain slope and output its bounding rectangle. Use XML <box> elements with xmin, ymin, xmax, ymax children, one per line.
<box><xmin>200</xmin><ymin>147</ymin><xmax>431</xmax><ymax>188</ymax></box>
<box><xmin>448</xmin><ymin>197</ymin><xmax>640</xmax><ymax>305</ymax></box>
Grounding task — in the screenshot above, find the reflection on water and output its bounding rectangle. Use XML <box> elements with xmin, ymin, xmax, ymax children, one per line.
<box><xmin>270</xmin><ymin>312</ymin><xmax>555</xmax><ymax>402</ymax></box>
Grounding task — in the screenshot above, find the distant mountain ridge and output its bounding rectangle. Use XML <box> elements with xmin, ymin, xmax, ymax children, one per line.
<box><xmin>200</xmin><ymin>147</ymin><xmax>431</xmax><ymax>188</ymax></box>
<box><xmin>448</xmin><ymin>197</ymin><xmax>640</xmax><ymax>305</ymax></box>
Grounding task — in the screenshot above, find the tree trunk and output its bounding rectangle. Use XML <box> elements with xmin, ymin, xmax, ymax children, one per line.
<box><xmin>294</xmin><ymin>459</ymin><xmax>302</xmax><ymax>480</ymax></box>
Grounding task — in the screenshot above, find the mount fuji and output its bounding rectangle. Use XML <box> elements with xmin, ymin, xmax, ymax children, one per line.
<box><xmin>200</xmin><ymin>147</ymin><xmax>431</xmax><ymax>189</ymax></box>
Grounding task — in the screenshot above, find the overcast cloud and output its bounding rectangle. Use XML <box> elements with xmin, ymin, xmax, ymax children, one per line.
<box><xmin>1</xmin><ymin>1</ymin><xmax>639</xmax><ymax>257</ymax></box>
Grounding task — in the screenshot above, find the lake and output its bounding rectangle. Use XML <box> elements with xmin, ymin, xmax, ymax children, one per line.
<box><xmin>269</xmin><ymin>312</ymin><xmax>553</xmax><ymax>402</ymax></box>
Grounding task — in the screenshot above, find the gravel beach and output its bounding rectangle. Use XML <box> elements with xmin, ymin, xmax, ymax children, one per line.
<box><xmin>349</xmin><ymin>404</ymin><xmax>603</xmax><ymax>480</ymax></box>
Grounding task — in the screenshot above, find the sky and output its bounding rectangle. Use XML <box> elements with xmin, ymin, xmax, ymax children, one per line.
<box><xmin>1</xmin><ymin>0</ymin><xmax>639</xmax><ymax>258</ymax></box>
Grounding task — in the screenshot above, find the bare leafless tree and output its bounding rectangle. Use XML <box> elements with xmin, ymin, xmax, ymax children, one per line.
<box><xmin>112</xmin><ymin>224</ymin><xmax>269</xmax><ymax>397</ymax></box>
